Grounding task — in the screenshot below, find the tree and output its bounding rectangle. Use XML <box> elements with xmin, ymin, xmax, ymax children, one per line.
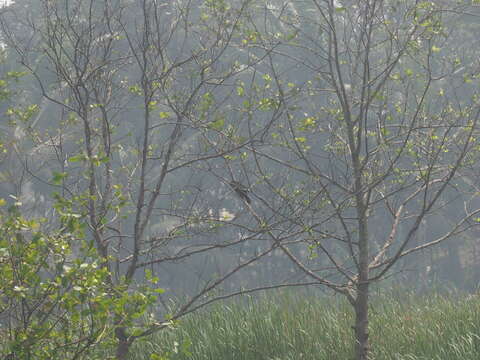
<box><xmin>0</xmin><ymin>0</ymin><xmax>305</xmax><ymax>358</ymax></box>
<box><xmin>243</xmin><ymin>1</ymin><xmax>480</xmax><ymax>359</ymax></box>
<box><xmin>0</xmin><ymin>204</ymin><xmax>119</xmax><ymax>360</ymax></box>
<box><xmin>0</xmin><ymin>65</ymin><xmax>116</xmax><ymax>360</ymax></box>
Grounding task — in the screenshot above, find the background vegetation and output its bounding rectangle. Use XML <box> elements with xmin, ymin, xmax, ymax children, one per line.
<box><xmin>128</xmin><ymin>291</ymin><xmax>480</xmax><ymax>360</ymax></box>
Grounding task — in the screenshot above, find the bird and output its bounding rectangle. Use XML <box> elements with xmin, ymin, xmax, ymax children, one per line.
<box><xmin>228</xmin><ymin>180</ymin><xmax>251</xmax><ymax>204</ymax></box>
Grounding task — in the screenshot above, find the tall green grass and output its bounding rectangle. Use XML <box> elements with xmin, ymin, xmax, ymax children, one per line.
<box><xmin>127</xmin><ymin>291</ymin><xmax>480</xmax><ymax>360</ymax></box>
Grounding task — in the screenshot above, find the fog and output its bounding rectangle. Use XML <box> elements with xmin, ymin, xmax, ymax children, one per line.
<box><xmin>1</xmin><ymin>1</ymin><xmax>480</xmax><ymax>358</ymax></box>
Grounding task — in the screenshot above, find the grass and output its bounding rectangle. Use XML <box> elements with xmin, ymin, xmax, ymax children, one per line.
<box><xmin>127</xmin><ymin>291</ymin><xmax>480</xmax><ymax>360</ymax></box>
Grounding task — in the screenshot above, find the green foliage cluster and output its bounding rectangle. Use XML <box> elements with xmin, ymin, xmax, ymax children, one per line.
<box><xmin>0</xmin><ymin>202</ymin><xmax>166</xmax><ymax>359</ymax></box>
<box><xmin>0</xmin><ymin>204</ymin><xmax>113</xmax><ymax>359</ymax></box>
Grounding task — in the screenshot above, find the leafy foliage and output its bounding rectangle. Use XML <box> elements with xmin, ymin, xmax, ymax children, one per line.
<box><xmin>0</xmin><ymin>204</ymin><xmax>112</xmax><ymax>359</ymax></box>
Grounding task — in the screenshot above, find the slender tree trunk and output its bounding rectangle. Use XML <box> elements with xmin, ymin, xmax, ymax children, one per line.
<box><xmin>354</xmin><ymin>281</ymin><xmax>369</xmax><ymax>360</ymax></box>
<box><xmin>115</xmin><ymin>327</ymin><xmax>131</xmax><ymax>360</ymax></box>
<box><xmin>354</xmin><ymin>198</ymin><xmax>370</xmax><ymax>360</ymax></box>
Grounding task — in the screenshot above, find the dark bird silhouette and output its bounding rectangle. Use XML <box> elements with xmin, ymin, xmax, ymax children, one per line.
<box><xmin>229</xmin><ymin>180</ymin><xmax>251</xmax><ymax>204</ymax></box>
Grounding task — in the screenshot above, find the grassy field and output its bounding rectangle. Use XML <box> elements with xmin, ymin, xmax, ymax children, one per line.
<box><xmin>127</xmin><ymin>291</ymin><xmax>480</xmax><ymax>360</ymax></box>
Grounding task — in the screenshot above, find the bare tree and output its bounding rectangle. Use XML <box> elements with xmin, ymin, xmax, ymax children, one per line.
<box><xmin>0</xmin><ymin>0</ymin><xmax>315</xmax><ymax>358</ymax></box>
<box><xmin>244</xmin><ymin>1</ymin><xmax>480</xmax><ymax>359</ymax></box>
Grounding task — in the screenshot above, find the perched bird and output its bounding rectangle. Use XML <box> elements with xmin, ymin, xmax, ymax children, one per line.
<box><xmin>229</xmin><ymin>180</ymin><xmax>251</xmax><ymax>204</ymax></box>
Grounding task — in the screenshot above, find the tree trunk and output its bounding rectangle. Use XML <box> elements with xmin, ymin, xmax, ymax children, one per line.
<box><xmin>354</xmin><ymin>195</ymin><xmax>370</xmax><ymax>360</ymax></box>
<box><xmin>354</xmin><ymin>281</ymin><xmax>370</xmax><ymax>360</ymax></box>
<box><xmin>115</xmin><ymin>327</ymin><xmax>131</xmax><ymax>360</ymax></box>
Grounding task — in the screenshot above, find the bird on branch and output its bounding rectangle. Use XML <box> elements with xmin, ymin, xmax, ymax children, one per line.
<box><xmin>228</xmin><ymin>180</ymin><xmax>251</xmax><ymax>204</ymax></box>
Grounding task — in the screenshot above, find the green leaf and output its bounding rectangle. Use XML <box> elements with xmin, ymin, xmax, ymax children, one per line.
<box><xmin>208</xmin><ymin>117</ymin><xmax>225</xmax><ymax>131</ymax></box>
<box><xmin>129</xmin><ymin>84</ymin><xmax>142</xmax><ymax>95</ymax></box>
<box><xmin>236</xmin><ymin>86</ymin><xmax>245</xmax><ymax>97</ymax></box>
<box><xmin>52</xmin><ymin>172</ymin><xmax>67</xmax><ymax>185</ymax></box>
<box><xmin>6</xmin><ymin>71</ymin><xmax>28</xmax><ymax>80</ymax></box>
<box><xmin>68</xmin><ymin>154</ymin><xmax>86</xmax><ymax>163</ymax></box>
<box><xmin>148</xmin><ymin>101</ymin><xmax>158</xmax><ymax>110</ymax></box>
